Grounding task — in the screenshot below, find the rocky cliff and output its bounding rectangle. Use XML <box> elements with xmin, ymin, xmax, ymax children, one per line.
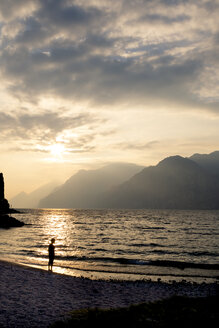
<box><xmin>0</xmin><ymin>173</ymin><xmax>24</xmax><ymax>228</ymax></box>
<box><xmin>0</xmin><ymin>173</ymin><xmax>10</xmax><ymax>213</ymax></box>
<box><xmin>0</xmin><ymin>173</ymin><xmax>4</xmax><ymax>200</ymax></box>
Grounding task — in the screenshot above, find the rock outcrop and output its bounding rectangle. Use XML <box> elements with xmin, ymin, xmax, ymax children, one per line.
<box><xmin>0</xmin><ymin>173</ymin><xmax>10</xmax><ymax>213</ymax></box>
<box><xmin>0</xmin><ymin>215</ymin><xmax>25</xmax><ymax>228</ymax></box>
<box><xmin>0</xmin><ymin>173</ymin><xmax>24</xmax><ymax>228</ymax></box>
<box><xmin>0</xmin><ymin>173</ymin><xmax>4</xmax><ymax>199</ymax></box>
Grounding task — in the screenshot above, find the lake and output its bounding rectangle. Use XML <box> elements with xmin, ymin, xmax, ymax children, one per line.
<box><xmin>0</xmin><ymin>208</ymin><xmax>218</xmax><ymax>282</ymax></box>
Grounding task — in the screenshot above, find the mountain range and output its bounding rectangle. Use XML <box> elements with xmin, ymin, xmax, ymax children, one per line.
<box><xmin>38</xmin><ymin>163</ymin><xmax>144</xmax><ymax>208</ymax></box>
<box><xmin>100</xmin><ymin>153</ymin><xmax>219</xmax><ymax>209</ymax></box>
<box><xmin>10</xmin><ymin>181</ymin><xmax>60</xmax><ymax>208</ymax></box>
<box><xmin>11</xmin><ymin>151</ymin><xmax>219</xmax><ymax>210</ymax></box>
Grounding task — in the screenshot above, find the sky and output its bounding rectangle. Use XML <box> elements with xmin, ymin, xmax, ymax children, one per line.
<box><xmin>0</xmin><ymin>0</ymin><xmax>219</xmax><ymax>199</ymax></box>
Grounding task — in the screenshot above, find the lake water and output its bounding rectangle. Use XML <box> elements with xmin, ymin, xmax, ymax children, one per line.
<box><xmin>0</xmin><ymin>208</ymin><xmax>218</xmax><ymax>283</ymax></box>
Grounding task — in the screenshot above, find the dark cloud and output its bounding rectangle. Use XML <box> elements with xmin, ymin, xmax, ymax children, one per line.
<box><xmin>204</xmin><ymin>1</ymin><xmax>219</xmax><ymax>12</ymax></box>
<box><xmin>37</xmin><ymin>0</ymin><xmax>105</xmax><ymax>35</ymax></box>
<box><xmin>15</xmin><ymin>17</ymin><xmax>49</xmax><ymax>45</ymax></box>
<box><xmin>160</xmin><ymin>0</ymin><xmax>189</xmax><ymax>5</ymax></box>
<box><xmin>39</xmin><ymin>0</ymin><xmax>100</xmax><ymax>24</ymax></box>
<box><xmin>0</xmin><ymin>43</ymin><xmax>213</xmax><ymax>110</ymax></box>
<box><xmin>17</xmin><ymin>112</ymin><xmax>90</xmax><ymax>131</ymax></box>
<box><xmin>0</xmin><ymin>112</ymin><xmax>15</xmax><ymax>128</ymax></box>
<box><xmin>214</xmin><ymin>31</ymin><xmax>219</xmax><ymax>45</ymax></box>
<box><xmin>0</xmin><ymin>110</ymin><xmax>98</xmax><ymax>142</ymax></box>
<box><xmin>141</xmin><ymin>13</ymin><xmax>190</xmax><ymax>24</ymax></box>
<box><xmin>0</xmin><ymin>0</ymin><xmax>218</xmax><ymax>113</ymax></box>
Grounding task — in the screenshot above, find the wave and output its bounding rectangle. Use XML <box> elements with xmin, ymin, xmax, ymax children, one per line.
<box><xmin>108</xmin><ymin>258</ymin><xmax>219</xmax><ymax>270</ymax></box>
<box><xmin>23</xmin><ymin>244</ymin><xmax>219</xmax><ymax>258</ymax></box>
<box><xmin>130</xmin><ymin>243</ymin><xmax>165</xmax><ymax>248</ymax></box>
<box><xmin>54</xmin><ymin>264</ymin><xmax>219</xmax><ymax>279</ymax></box>
<box><xmin>142</xmin><ymin>227</ymin><xmax>165</xmax><ymax>230</ymax></box>
<box><xmin>144</xmin><ymin>260</ymin><xmax>219</xmax><ymax>270</ymax></box>
<box><xmin>22</xmin><ymin>250</ymin><xmax>219</xmax><ymax>271</ymax></box>
<box><xmin>146</xmin><ymin>249</ymin><xmax>219</xmax><ymax>257</ymax></box>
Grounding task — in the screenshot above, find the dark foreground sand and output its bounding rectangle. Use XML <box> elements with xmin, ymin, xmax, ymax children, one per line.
<box><xmin>0</xmin><ymin>260</ymin><xmax>218</xmax><ymax>328</ymax></box>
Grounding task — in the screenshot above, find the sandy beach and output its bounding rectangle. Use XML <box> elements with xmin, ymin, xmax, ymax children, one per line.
<box><xmin>0</xmin><ymin>260</ymin><xmax>218</xmax><ymax>328</ymax></box>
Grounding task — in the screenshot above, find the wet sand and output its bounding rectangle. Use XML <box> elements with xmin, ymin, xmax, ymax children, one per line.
<box><xmin>0</xmin><ymin>260</ymin><xmax>218</xmax><ymax>328</ymax></box>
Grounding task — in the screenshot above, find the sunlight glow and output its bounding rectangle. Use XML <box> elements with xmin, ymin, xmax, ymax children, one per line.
<box><xmin>49</xmin><ymin>144</ymin><xmax>65</xmax><ymax>158</ymax></box>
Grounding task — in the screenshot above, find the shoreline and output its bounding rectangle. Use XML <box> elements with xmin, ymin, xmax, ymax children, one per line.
<box><xmin>0</xmin><ymin>259</ymin><xmax>218</xmax><ymax>328</ymax></box>
<box><xmin>1</xmin><ymin>255</ymin><xmax>218</xmax><ymax>284</ymax></box>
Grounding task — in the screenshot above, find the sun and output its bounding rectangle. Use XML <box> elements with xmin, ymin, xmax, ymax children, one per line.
<box><xmin>49</xmin><ymin>144</ymin><xmax>65</xmax><ymax>158</ymax></box>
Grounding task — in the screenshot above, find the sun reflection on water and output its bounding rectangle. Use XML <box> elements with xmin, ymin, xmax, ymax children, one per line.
<box><xmin>2</xmin><ymin>208</ymin><xmax>218</xmax><ymax>282</ymax></box>
<box><xmin>39</xmin><ymin>210</ymin><xmax>83</xmax><ymax>264</ymax></box>
<box><xmin>42</xmin><ymin>212</ymin><xmax>68</xmax><ymax>249</ymax></box>
<box><xmin>36</xmin><ymin>210</ymin><xmax>85</xmax><ymax>275</ymax></box>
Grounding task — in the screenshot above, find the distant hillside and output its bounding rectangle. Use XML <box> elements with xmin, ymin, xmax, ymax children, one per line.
<box><xmin>100</xmin><ymin>155</ymin><xmax>219</xmax><ymax>209</ymax></box>
<box><xmin>10</xmin><ymin>181</ymin><xmax>60</xmax><ymax>208</ymax></box>
<box><xmin>190</xmin><ymin>151</ymin><xmax>219</xmax><ymax>177</ymax></box>
<box><xmin>39</xmin><ymin>163</ymin><xmax>144</xmax><ymax>208</ymax></box>
<box><xmin>38</xmin><ymin>151</ymin><xmax>219</xmax><ymax>210</ymax></box>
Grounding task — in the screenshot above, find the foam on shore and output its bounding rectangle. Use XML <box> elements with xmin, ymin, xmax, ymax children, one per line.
<box><xmin>0</xmin><ymin>260</ymin><xmax>218</xmax><ymax>328</ymax></box>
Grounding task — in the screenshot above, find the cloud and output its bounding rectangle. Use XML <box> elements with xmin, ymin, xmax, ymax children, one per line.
<box><xmin>140</xmin><ymin>13</ymin><xmax>190</xmax><ymax>24</ymax></box>
<box><xmin>0</xmin><ymin>110</ymin><xmax>101</xmax><ymax>154</ymax></box>
<box><xmin>38</xmin><ymin>0</ymin><xmax>103</xmax><ymax>28</ymax></box>
<box><xmin>115</xmin><ymin>140</ymin><xmax>160</xmax><ymax>151</ymax></box>
<box><xmin>0</xmin><ymin>0</ymin><xmax>37</xmax><ymax>21</ymax></box>
<box><xmin>0</xmin><ymin>0</ymin><xmax>218</xmax><ymax>113</ymax></box>
<box><xmin>14</xmin><ymin>17</ymin><xmax>49</xmax><ymax>46</ymax></box>
<box><xmin>0</xmin><ymin>40</ymin><xmax>207</xmax><ymax>109</ymax></box>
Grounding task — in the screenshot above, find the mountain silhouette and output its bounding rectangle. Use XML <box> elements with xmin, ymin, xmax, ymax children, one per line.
<box><xmin>10</xmin><ymin>181</ymin><xmax>60</xmax><ymax>208</ymax></box>
<box><xmin>39</xmin><ymin>163</ymin><xmax>143</xmax><ymax>208</ymax></box>
<box><xmin>100</xmin><ymin>154</ymin><xmax>219</xmax><ymax>209</ymax></box>
<box><xmin>39</xmin><ymin>151</ymin><xmax>219</xmax><ymax>210</ymax></box>
<box><xmin>189</xmin><ymin>151</ymin><xmax>219</xmax><ymax>177</ymax></box>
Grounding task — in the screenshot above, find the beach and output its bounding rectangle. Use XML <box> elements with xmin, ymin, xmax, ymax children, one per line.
<box><xmin>0</xmin><ymin>260</ymin><xmax>218</xmax><ymax>328</ymax></box>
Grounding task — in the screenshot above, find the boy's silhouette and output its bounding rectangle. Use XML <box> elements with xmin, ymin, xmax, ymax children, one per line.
<box><xmin>48</xmin><ymin>238</ymin><xmax>55</xmax><ymax>271</ymax></box>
